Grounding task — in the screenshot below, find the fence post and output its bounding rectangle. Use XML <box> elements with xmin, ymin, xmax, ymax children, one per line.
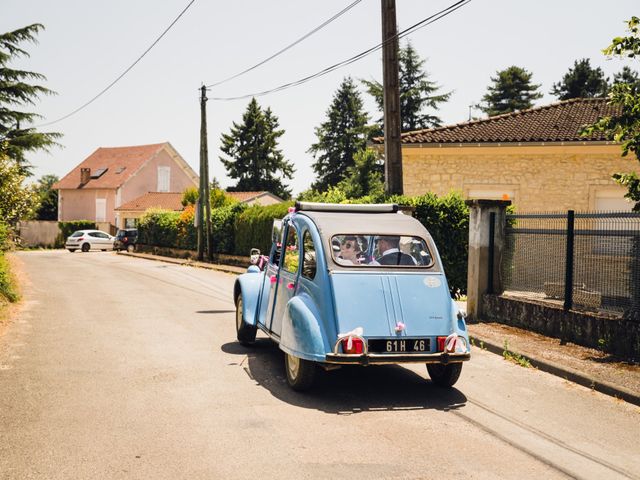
<box><xmin>564</xmin><ymin>210</ymin><xmax>575</xmax><ymax>312</ymax></box>
<box><xmin>466</xmin><ymin>199</ymin><xmax>511</xmax><ymax>322</ymax></box>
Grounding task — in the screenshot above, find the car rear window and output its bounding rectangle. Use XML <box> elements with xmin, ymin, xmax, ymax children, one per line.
<box><xmin>330</xmin><ymin>234</ymin><xmax>433</xmax><ymax>267</ymax></box>
<box><xmin>71</xmin><ymin>231</ymin><xmax>84</xmax><ymax>237</ymax></box>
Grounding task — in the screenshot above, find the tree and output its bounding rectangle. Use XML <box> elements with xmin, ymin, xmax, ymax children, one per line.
<box><xmin>480</xmin><ymin>66</ymin><xmax>542</xmax><ymax>117</ymax></box>
<box><xmin>33</xmin><ymin>174</ymin><xmax>58</xmax><ymax>220</ymax></box>
<box><xmin>220</xmin><ymin>98</ymin><xmax>294</xmax><ymax>199</ymax></box>
<box><xmin>362</xmin><ymin>41</ymin><xmax>451</xmax><ymax>134</ymax></box>
<box><xmin>582</xmin><ymin>17</ymin><xmax>640</xmax><ymax>209</ymax></box>
<box><xmin>613</xmin><ymin>66</ymin><xmax>640</xmax><ymax>93</ymax></box>
<box><xmin>550</xmin><ymin>58</ymin><xmax>609</xmax><ymax>100</ymax></box>
<box><xmin>0</xmin><ymin>148</ymin><xmax>38</xmax><ymax>226</ymax></box>
<box><xmin>0</xmin><ymin>24</ymin><xmax>61</xmax><ymax>175</ymax></box>
<box><xmin>308</xmin><ymin>77</ymin><xmax>369</xmax><ymax>191</ymax></box>
<box><xmin>337</xmin><ymin>148</ymin><xmax>384</xmax><ymax>199</ymax></box>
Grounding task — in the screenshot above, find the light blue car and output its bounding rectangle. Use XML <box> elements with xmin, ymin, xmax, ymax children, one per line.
<box><xmin>233</xmin><ymin>202</ymin><xmax>470</xmax><ymax>391</ymax></box>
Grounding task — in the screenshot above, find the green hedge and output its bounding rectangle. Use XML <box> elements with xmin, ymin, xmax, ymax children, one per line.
<box><xmin>211</xmin><ymin>203</ymin><xmax>248</xmax><ymax>254</ymax></box>
<box><xmin>56</xmin><ymin>221</ymin><xmax>96</xmax><ymax>248</ymax></box>
<box><xmin>233</xmin><ymin>202</ymin><xmax>294</xmax><ymax>256</ymax></box>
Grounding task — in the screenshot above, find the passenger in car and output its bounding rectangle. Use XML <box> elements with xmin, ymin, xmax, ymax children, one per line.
<box><xmin>375</xmin><ymin>236</ymin><xmax>416</xmax><ymax>265</ymax></box>
<box><xmin>338</xmin><ymin>236</ymin><xmax>362</xmax><ymax>264</ymax></box>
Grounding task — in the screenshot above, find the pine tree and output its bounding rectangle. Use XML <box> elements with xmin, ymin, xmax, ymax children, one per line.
<box><xmin>481</xmin><ymin>66</ymin><xmax>542</xmax><ymax>116</ymax></box>
<box><xmin>362</xmin><ymin>41</ymin><xmax>450</xmax><ymax>134</ymax></box>
<box><xmin>337</xmin><ymin>148</ymin><xmax>384</xmax><ymax>199</ymax></box>
<box><xmin>550</xmin><ymin>58</ymin><xmax>609</xmax><ymax>100</ymax></box>
<box><xmin>613</xmin><ymin>66</ymin><xmax>640</xmax><ymax>93</ymax></box>
<box><xmin>220</xmin><ymin>98</ymin><xmax>294</xmax><ymax>199</ymax></box>
<box><xmin>0</xmin><ymin>24</ymin><xmax>61</xmax><ymax>175</ymax></box>
<box><xmin>308</xmin><ymin>77</ymin><xmax>369</xmax><ymax>191</ymax></box>
<box><xmin>33</xmin><ymin>174</ymin><xmax>58</xmax><ymax>220</ymax></box>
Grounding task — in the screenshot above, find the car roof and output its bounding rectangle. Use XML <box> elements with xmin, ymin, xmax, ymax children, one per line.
<box><xmin>296</xmin><ymin>211</ymin><xmax>431</xmax><ymax>239</ymax></box>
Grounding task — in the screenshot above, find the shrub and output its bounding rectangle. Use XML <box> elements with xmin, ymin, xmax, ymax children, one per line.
<box><xmin>137</xmin><ymin>209</ymin><xmax>180</xmax><ymax>247</ymax></box>
<box><xmin>210</xmin><ymin>202</ymin><xmax>247</xmax><ymax>254</ymax></box>
<box><xmin>234</xmin><ymin>202</ymin><xmax>294</xmax><ymax>255</ymax></box>
<box><xmin>0</xmin><ymin>221</ymin><xmax>10</xmax><ymax>252</ymax></box>
<box><xmin>56</xmin><ymin>220</ymin><xmax>96</xmax><ymax>247</ymax></box>
<box><xmin>176</xmin><ymin>205</ymin><xmax>197</xmax><ymax>249</ymax></box>
<box><xmin>0</xmin><ymin>254</ymin><xmax>18</xmax><ymax>303</ymax></box>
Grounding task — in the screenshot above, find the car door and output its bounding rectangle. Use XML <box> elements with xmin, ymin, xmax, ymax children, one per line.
<box><xmin>269</xmin><ymin>222</ymin><xmax>300</xmax><ymax>338</ymax></box>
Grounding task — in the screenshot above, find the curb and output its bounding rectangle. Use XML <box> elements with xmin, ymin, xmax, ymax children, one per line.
<box><xmin>471</xmin><ymin>335</ymin><xmax>640</xmax><ymax>407</ymax></box>
<box><xmin>116</xmin><ymin>251</ymin><xmax>246</xmax><ymax>275</ymax></box>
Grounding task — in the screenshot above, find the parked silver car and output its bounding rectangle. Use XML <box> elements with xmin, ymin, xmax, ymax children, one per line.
<box><xmin>65</xmin><ymin>230</ymin><xmax>115</xmax><ymax>252</ymax></box>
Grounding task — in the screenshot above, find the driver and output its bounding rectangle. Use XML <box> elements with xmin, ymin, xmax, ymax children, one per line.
<box><xmin>375</xmin><ymin>236</ymin><xmax>415</xmax><ymax>265</ymax></box>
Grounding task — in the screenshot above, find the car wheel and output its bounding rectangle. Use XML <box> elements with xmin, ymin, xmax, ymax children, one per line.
<box><xmin>427</xmin><ymin>363</ymin><xmax>463</xmax><ymax>387</ymax></box>
<box><xmin>67</xmin><ymin>249</ymin><xmax>76</xmax><ymax>253</ymax></box>
<box><xmin>81</xmin><ymin>243</ymin><xmax>90</xmax><ymax>252</ymax></box>
<box><xmin>126</xmin><ymin>244</ymin><xmax>135</xmax><ymax>253</ymax></box>
<box><xmin>284</xmin><ymin>353</ymin><xmax>316</xmax><ymax>391</ymax></box>
<box><xmin>235</xmin><ymin>296</ymin><xmax>256</xmax><ymax>346</ymax></box>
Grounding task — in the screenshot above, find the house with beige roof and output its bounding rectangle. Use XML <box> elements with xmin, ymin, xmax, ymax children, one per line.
<box><xmin>53</xmin><ymin>142</ymin><xmax>198</xmax><ymax>230</ymax></box>
<box><xmin>374</xmin><ymin>98</ymin><xmax>635</xmax><ymax>212</ymax></box>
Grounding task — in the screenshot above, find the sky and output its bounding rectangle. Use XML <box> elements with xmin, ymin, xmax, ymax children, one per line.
<box><xmin>2</xmin><ymin>0</ymin><xmax>638</xmax><ymax>196</ymax></box>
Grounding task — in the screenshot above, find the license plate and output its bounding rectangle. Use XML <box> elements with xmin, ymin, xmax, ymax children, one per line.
<box><xmin>368</xmin><ymin>338</ymin><xmax>431</xmax><ymax>353</ymax></box>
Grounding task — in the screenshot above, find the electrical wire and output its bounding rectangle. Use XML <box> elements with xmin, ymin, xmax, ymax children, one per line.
<box><xmin>205</xmin><ymin>0</ymin><xmax>362</xmax><ymax>89</ymax></box>
<box><xmin>37</xmin><ymin>0</ymin><xmax>197</xmax><ymax>127</ymax></box>
<box><xmin>208</xmin><ymin>0</ymin><xmax>471</xmax><ymax>102</ymax></box>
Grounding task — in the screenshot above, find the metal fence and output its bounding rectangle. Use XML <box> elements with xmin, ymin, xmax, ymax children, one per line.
<box><xmin>498</xmin><ymin>211</ymin><xmax>640</xmax><ymax>317</ymax></box>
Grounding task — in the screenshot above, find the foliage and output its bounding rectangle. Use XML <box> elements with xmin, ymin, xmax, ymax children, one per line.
<box><xmin>210</xmin><ymin>188</ymin><xmax>237</xmax><ymax>209</ymax></box>
<box><xmin>308</xmin><ymin>77</ymin><xmax>369</xmax><ymax>191</ymax></box>
<box><xmin>480</xmin><ymin>66</ymin><xmax>542</xmax><ymax>117</ymax></box>
<box><xmin>296</xmin><ymin>186</ymin><xmax>350</xmax><ymax>203</ymax></box>
<box><xmin>503</xmin><ymin>340</ymin><xmax>532</xmax><ymax>368</ymax></box>
<box><xmin>56</xmin><ymin>220</ymin><xmax>95</xmax><ymax>247</ymax></box>
<box><xmin>137</xmin><ymin>208</ymin><xmax>180</xmax><ymax>248</ymax></box>
<box><xmin>220</xmin><ymin>98</ymin><xmax>294</xmax><ymax>199</ymax></box>
<box><xmin>613</xmin><ymin>66</ymin><xmax>640</xmax><ymax>92</ymax></box>
<box><xmin>0</xmin><ymin>24</ymin><xmax>61</xmax><ymax>175</ymax></box>
<box><xmin>336</xmin><ymin>148</ymin><xmax>384</xmax><ymax>199</ymax></box>
<box><xmin>550</xmin><ymin>58</ymin><xmax>609</xmax><ymax>100</ymax></box>
<box><xmin>361</xmin><ymin>41</ymin><xmax>451</xmax><ymax>133</ymax></box>
<box><xmin>234</xmin><ymin>202</ymin><xmax>293</xmax><ymax>256</ymax></box>
<box><xmin>0</xmin><ymin>151</ymin><xmax>38</xmax><ymax>226</ymax></box>
<box><xmin>181</xmin><ymin>187</ymin><xmax>198</xmax><ymax>206</ymax></box>
<box><xmin>581</xmin><ymin>17</ymin><xmax>640</xmax><ymax>208</ymax></box>
<box><xmin>33</xmin><ymin>174</ymin><xmax>58</xmax><ymax>220</ymax></box>
<box><xmin>176</xmin><ymin>205</ymin><xmax>196</xmax><ymax>249</ymax></box>
<box><xmin>0</xmin><ymin>253</ymin><xmax>18</xmax><ymax>303</ymax></box>
<box><xmin>210</xmin><ymin>202</ymin><xmax>247</xmax><ymax>254</ymax></box>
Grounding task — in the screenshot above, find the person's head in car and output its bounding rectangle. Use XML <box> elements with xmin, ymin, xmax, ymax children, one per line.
<box><xmin>339</xmin><ymin>236</ymin><xmax>361</xmax><ymax>264</ymax></box>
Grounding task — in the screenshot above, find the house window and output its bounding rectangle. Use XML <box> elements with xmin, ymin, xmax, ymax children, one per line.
<box><xmin>125</xmin><ymin>218</ymin><xmax>137</xmax><ymax>228</ymax></box>
<box><xmin>158</xmin><ymin>166</ymin><xmax>171</xmax><ymax>192</ymax></box>
<box><xmin>95</xmin><ymin>198</ymin><xmax>106</xmax><ymax>222</ymax></box>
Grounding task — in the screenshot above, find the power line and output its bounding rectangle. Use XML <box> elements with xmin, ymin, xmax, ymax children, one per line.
<box><xmin>209</xmin><ymin>0</ymin><xmax>471</xmax><ymax>102</ymax></box>
<box><xmin>37</xmin><ymin>0</ymin><xmax>197</xmax><ymax>127</ymax></box>
<box><xmin>205</xmin><ymin>0</ymin><xmax>362</xmax><ymax>89</ymax></box>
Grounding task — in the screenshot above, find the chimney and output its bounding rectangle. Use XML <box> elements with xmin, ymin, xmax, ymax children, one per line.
<box><xmin>80</xmin><ymin>168</ymin><xmax>91</xmax><ymax>185</ymax></box>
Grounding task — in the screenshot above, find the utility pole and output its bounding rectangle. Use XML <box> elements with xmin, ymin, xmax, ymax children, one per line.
<box><xmin>197</xmin><ymin>85</ymin><xmax>211</xmax><ymax>261</ymax></box>
<box><xmin>381</xmin><ymin>0</ymin><xmax>403</xmax><ymax>195</ymax></box>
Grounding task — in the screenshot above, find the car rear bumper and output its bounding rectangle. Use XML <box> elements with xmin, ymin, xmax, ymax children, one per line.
<box><xmin>324</xmin><ymin>351</ymin><xmax>470</xmax><ymax>365</ymax></box>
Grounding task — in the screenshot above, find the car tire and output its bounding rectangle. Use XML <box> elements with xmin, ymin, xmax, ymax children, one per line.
<box><xmin>81</xmin><ymin>243</ymin><xmax>90</xmax><ymax>252</ymax></box>
<box><xmin>427</xmin><ymin>363</ymin><xmax>463</xmax><ymax>387</ymax></box>
<box><xmin>284</xmin><ymin>353</ymin><xmax>316</xmax><ymax>391</ymax></box>
<box><xmin>235</xmin><ymin>296</ymin><xmax>256</xmax><ymax>346</ymax></box>
<box><xmin>67</xmin><ymin>249</ymin><xmax>76</xmax><ymax>253</ymax></box>
<box><xmin>126</xmin><ymin>244</ymin><xmax>135</xmax><ymax>253</ymax></box>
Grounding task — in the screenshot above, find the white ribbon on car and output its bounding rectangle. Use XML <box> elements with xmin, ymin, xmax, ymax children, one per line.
<box><xmin>337</xmin><ymin>327</ymin><xmax>364</xmax><ymax>350</ymax></box>
<box><xmin>445</xmin><ymin>333</ymin><xmax>467</xmax><ymax>354</ymax></box>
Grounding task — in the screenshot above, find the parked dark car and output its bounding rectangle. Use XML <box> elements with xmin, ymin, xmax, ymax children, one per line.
<box><xmin>113</xmin><ymin>229</ymin><xmax>138</xmax><ymax>252</ymax></box>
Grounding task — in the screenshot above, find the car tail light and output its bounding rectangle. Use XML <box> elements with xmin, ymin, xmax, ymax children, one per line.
<box><xmin>436</xmin><ymin>336</ymin><xmax>447</xmax><ymax>352</ymax></box>
<box><xmin>77</xmin><ymin>237</ymin><xmax>84</xmax><ymax>241</ymax></box>
<box><xmin>341</xmin><ymin>337</ymin><xmax>364</xmax><ymax>354</ymax></box>
<box><xmin>123</xmin><ymin>237</ymin><xmax>127</xmax><ymax>242</ymax></box>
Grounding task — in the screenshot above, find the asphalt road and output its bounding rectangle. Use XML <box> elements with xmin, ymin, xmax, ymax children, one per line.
<box><xmin>1</xmin><ymin>250</ymin><xmax>638</xmax><ymax>480</ymax></box>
